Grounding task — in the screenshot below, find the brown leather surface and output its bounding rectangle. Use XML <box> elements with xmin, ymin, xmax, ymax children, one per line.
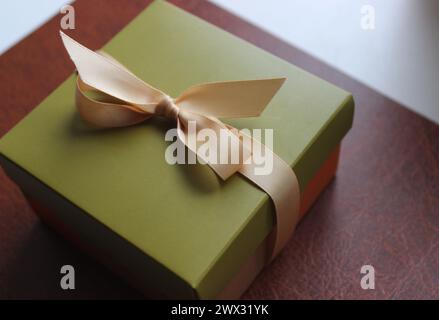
<box><xmin>0</xmin><ymin>0</ymin><xmax>438</xmax><ymax>299</ymax></box>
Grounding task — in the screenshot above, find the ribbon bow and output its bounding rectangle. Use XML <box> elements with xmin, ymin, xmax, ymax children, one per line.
<box><xmin>60</xmin><ymin>31</ymin><xmax>299</xmax><ymax>261</ymax></box>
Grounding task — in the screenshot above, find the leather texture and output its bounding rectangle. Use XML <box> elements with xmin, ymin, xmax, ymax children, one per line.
<box><xmin>0</xmin><ymin>0</ymin><xmax>438</xmax><ymax>299</ymax></box>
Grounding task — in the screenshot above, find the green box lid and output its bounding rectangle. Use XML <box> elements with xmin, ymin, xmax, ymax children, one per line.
<box><xmin>0</xmin><ymin>1</ymin><xmax>354</xmax><ymax>298</ymax></box>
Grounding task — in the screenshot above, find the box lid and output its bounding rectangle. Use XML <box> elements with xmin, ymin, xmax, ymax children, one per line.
<box><xmin>0</xmin><ymin>1</ymin><xmax>354</xmax><ymax>298</ymax></box>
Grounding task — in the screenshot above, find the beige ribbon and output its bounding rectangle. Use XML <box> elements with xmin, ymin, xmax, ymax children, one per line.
<box><xmin>60</xmin><ymin>31</ymin><xmax>299</xmax><ymax>261</ymax></box>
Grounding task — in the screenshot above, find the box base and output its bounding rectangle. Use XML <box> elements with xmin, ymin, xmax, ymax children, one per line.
<box><xmin>24</xmin><ymin>145</ymin><xmax>340</xmax><ymax>299</ymax></box>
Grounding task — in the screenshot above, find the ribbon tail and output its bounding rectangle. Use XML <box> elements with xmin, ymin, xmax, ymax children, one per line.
<box><xmin>176</xmin><ymin>112</ymin><xmax>251</xmax><ymax>180</ymax></box>
<box><xmin>234</xmin><ymin>129</ymin><xmax>300</xmax><ymax>261</ymax></box>
<box><xmin>177</xmin><ymin>113</ymin><xmax>300</xmax><ymax>260</ymax></box>
<box><xmin>175</xmin><ymin>78</ymin><xmax>286</xmax><ymax>118</ymax></box>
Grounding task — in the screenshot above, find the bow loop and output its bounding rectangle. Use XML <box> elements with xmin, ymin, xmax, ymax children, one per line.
<box><xmin>75</xmin><ymin>77</ymin><xmax>153</xmax><ymax>127</ymax></box>
<box><xmin>61</xmin><ymin>31</ymin><xmax>166</xmax><ymax>112</ymax></box>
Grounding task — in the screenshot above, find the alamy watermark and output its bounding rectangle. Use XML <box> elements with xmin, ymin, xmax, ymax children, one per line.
<box><xmin>164</xmin><ymin>121</ymin><xmax>274</xmax><ymax>176</ymax></box>
<box><xmin>60</xmin><ymin>5</ymin><xmax>75</xmax><ymax>30</ymax></box>
<box><xmin>360</xmin><ymin>264</ymin><xmax>375</xmax><ymax>290</ymax></box>
<box><xmin>60</xmin><ymin>265</ymin><xmax>75</xmax><ymax>290</ymax></box>
<box><xmin>361</xmin><ymin>5</ymin><xmax>375</xmax><ymax>30</ymax></box>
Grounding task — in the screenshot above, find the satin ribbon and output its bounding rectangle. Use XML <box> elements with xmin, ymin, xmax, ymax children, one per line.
<box><xmin>60</xmin><ymin>31</ymin><xmax>299</xmax><ymax>261</ymax></box>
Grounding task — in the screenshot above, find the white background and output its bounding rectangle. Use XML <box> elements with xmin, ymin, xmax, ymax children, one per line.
<box><xmin>0</xmin><ymin>0</ymin><xmax>438</xmax><ymax>124</ymax></box>
<box><xmin>0</xmin><ymin>0</ymin><xmax>71</xmax><ymax>53</ymax></box>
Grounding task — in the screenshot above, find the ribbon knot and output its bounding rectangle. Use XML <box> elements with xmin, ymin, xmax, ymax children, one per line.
<box><xmin>60</xmin><ymin>31</ymin><xmax>300</xmax><ymax>262</ymax></box>
<box><xmin>155</xmin><ymin>95</ymin><xmax>179</xmax><ymax>121</ymax></box>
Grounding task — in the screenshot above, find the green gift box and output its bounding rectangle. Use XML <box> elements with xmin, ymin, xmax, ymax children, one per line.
<box><xmin>0</xmin><ymin>1</ymin><xmax>354</xmax><ymax>299</ymax></box>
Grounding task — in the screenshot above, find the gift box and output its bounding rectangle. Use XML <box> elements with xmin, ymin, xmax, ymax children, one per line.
<box><xmin>0</xmin><ymin>1</ymin><xmax>354</xmax><ymax>299</ymax></box>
